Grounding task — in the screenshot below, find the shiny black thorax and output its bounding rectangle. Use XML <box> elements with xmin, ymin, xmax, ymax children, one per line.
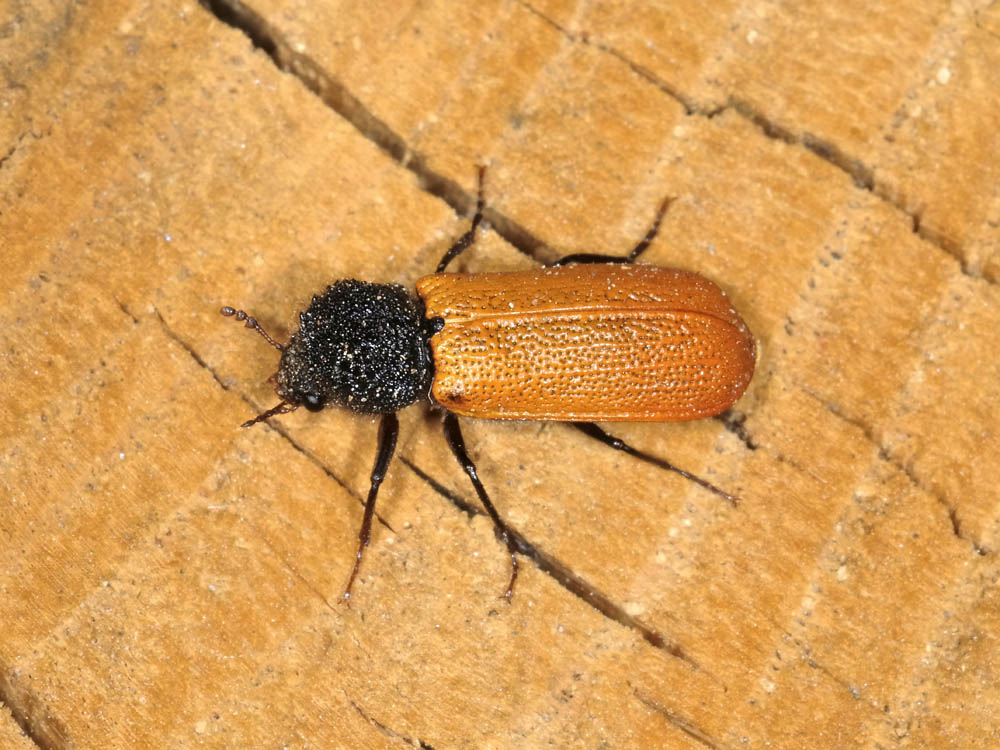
<box><xmin>275</xmin><ymin>280</ymin><xmax>435</xmax><ymax>414</ymax></box>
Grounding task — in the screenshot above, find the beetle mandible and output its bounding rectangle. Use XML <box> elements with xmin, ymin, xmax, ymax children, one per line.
<box><xmin>221</xmin><ymin>168</ymin><xmax>756</xmax><ymax>603</ymax></box>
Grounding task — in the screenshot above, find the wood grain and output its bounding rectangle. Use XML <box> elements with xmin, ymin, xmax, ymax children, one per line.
<box><xmin>2</xmin><ymin>0</ymin><xmax>998</xmax><ymax>747</ymax></box>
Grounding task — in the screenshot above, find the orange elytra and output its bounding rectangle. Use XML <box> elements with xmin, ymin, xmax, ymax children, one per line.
<box><xmin>418</xmin><ymin>263</ymin><xmax>754</xmax><ymax>422</ymax></box>
<box><xmin>221</xmin><ymin>168</ymin><xmax>756</xmax><ymax>603</ymax></box>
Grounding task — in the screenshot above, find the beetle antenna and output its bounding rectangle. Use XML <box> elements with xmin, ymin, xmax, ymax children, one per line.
<box><xmin>220</xmin><ymin>306</ymin><xmax>285</xmax><ymax>351</ymax></box>
<box><xmin>241</xmin><ymin>401</ymin><xmax>298</xmax><ymax>428</ymax></box>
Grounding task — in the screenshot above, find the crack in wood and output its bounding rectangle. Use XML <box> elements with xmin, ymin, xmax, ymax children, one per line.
<box><xmin>199</xmin><ymin>0</ymin><xmax>552</xmax><ymax>263</ymax></box>
<box><xmin>516</xmin><ymin>0</ymin><xmax>703</xmax><ymax>115</ymax></box>
<box><xmin>0</xmin><ymin>668</ymin><xmax>69</xmax><ymax>750</ymax></box>
<box><xmin>249</xmin><ymin>523</ymin><xmax>339</xmax><ymax>612</ymax></box>
<box><xmin>0</xmin><ymin>128</ymin><xmax>46</xmax><ymax>174</ymax></box>
<box><xmin>631</xmin><ymin>685</ymin><xmax>723</xmax><ymax>750</ymax></box>
<box><xmin>948</xmin><ymin>506</ymin><xmax>988</xmax><ymax>556</ymax></box>
<box><xmin>514</xmin><ymin>1</ymin><xmax>983</xmax><ymax>281</ymax></box>
<box><xmin>350</xmin><ymin>698</ymin><xmax>435</xmax><ymax>749</ymax></box>
<box><xmin>199</xmin><ymin>0</ymin><xmax>993</xmax><ymax>282</ymax></box>
<box><xmin>795</xmin><ymin>382</ymin><xmax>990</xmax><ymax>556</ymax></box>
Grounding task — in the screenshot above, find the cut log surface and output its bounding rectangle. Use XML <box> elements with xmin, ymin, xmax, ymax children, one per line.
<box><xmin>2</xmin><ymin>1</ymin><xmax>998</xmax><ymax>747</ymax></box>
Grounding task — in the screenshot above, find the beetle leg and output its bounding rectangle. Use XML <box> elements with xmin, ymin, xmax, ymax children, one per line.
<box><xmin>550</xmin><ymin>195</ymin><xmax>675</xmax><ymax>266</ymax></box>
<box><xmin>442</xmin><ymin>413</ymin><xmax>519</xmax><ymax>601</ymax></box>
<box><xmin>549</xmin><ymin>252</ymin><xmax>630</xmax><ymax>266</ymax></box>
<box><xmin>343</xmin><ymin>412</ymin><xmax>400</xmax><ymax>604</ymax></box>
<box><xmin>625</xmin><ymin>195</ymin><xmax>674</xmax><ymax>262</ymax></box>
<box><xmin>436</xmin><ymin>165</ymin><xmax>487</xmax><ymax>273</ymax></box>
<box><xmin>571</xmin><ymin>422</ymin><xmax>739</xmax><ymax>507</ymax></box>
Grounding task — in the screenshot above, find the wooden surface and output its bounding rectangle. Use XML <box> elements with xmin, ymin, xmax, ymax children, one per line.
<box><xmin>2</xmin><ymin>0</ymin><xmax>999</xmax><ymax>747</ymax></box>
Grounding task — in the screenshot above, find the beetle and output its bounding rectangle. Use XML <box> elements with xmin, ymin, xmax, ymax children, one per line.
<box><xmin>221</xmin><ymin>168</ymin><xmax>755</xmax><ymax>603</ymax></box>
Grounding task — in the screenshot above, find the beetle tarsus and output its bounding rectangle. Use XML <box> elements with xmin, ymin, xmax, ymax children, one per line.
<box><xmin>626</xmin><ymin>195</ymin><xmax>675</xmax><ymax>262</ymax></box>
<box><xmin>502</xmin><ymin>554</ymin><xmax>518</xmax><ymax>603</ymax></box>
<box><xmin>572</xmin><ymin>422</ymin><xmax>740</xmax><ymax>507</ymax></box>
<box><xmin>436</xmin><ymin>165</ymin><xmax>487</xmax><ymax>273</ymax></box>
<box><xmin>551</xmin><ymin>195</ymin><xmax>676</xmax><ymax>266</ymax></box>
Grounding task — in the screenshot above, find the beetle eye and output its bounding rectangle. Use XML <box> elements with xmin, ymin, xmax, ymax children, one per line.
<box><xmin>302</xmin><ymin>393</ymin><xmax>324</xmax><ymax>411</ymax></box>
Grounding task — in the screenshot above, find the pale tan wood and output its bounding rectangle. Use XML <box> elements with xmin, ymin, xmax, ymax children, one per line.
<box><xmin>0</xmin><ymin>703</ymin><xmax>37</xmax><ymax>750</ymax></box>
<box><xmin>1</xmin><ymin>0</ymin><xmax>998</xmax><ymax>748</ymax></box>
